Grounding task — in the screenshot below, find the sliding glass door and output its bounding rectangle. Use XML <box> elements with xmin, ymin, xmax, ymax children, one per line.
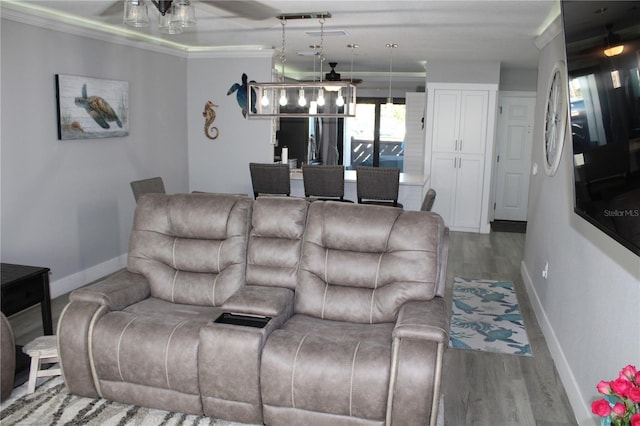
<box><xmin>344</xmin><ymin>98</ymin><xmax>406</xmax><ymax>170</ymax></box>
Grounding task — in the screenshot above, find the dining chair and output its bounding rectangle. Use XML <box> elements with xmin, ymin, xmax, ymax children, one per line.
<box><xmin>421</xmin><ymin>188</ymin><xmax>437</xmax><ymax>211</ymax></box>
<box><xmin>130</xmin><ymin>177</ymin><xmax>166</xmax><ymax>202</ymax></box>
<box><xmin>302</xmin><ymin>164</ymin><xmax>352</xmax><ymax>202</ymax></box>
<box><xmin>356</xmin><ymin>166</ymin><xmax>403</xmax><ymax>208</ymax></box>
<box><xmin>249</xmin><ymin>163</ymin><xmax>291</xmax><ymax>199</ymax></box>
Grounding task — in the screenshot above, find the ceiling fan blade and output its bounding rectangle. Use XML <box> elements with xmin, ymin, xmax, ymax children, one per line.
<box><xmin>99</xmin><ymin>1</ymin><xmax>124</xmax><ymax>17</ymax></box>
<box><xmin>200</xmin><ymin>0</ymin><xmax>278</xmax><ymax>21</ymax></box>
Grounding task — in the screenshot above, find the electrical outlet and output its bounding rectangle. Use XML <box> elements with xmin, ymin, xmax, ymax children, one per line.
<box><xmin>541</xmin><ymin>261</ymin><xmax>549</xmax><ymax>279</ymax></box>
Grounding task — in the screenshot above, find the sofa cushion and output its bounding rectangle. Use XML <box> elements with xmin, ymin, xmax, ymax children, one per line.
<box><xmin>296</xmin><ymin>202</ymin><xmax>446</xmax><ymax>323</ymax></box>
<box><xmin>92</xmin><ymin>300</ymin><xmax>223</xmax><ymax>396</ymax></box>
<box><xmin>246</xmin><ymin>197</ymin><xmax>308</xmax><ymax>290</ymax></box>
<box><xmin>260</xmin><ymin>314</ymin><xmax>393</xmax><ymax>422</ymax></box>
<box><xmin>127</xmin><ymin>194</ymin><xmax>251</xmax><ymax>306</ymax></box>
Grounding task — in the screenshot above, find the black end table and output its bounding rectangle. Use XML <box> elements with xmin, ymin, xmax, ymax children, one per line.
<box><xmin>1</xmin><ymin>263</ymin><xmax>53</xmax><ymax>335</ymax></box>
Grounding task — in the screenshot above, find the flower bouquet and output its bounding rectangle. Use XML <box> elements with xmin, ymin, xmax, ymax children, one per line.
<box><xmin>592</xmin><ymin>365</ymin><xmax>640</xmax><ymax>426</ymax></box>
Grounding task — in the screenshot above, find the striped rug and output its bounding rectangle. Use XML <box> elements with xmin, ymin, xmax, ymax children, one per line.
<box><xmin>0</xmin><ymin>376</ymin><xmax>258</xmax><ymax>426</ymax></box>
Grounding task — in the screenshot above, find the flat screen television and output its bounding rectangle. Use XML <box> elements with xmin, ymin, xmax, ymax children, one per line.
<box><xmin>561</xmin><ymin>1</ymin><xmax>640</xmax><ymax>256</ymax></box>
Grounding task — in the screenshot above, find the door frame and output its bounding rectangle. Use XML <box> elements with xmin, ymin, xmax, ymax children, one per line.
<box><xmin>490</xmin><ymin>90</ymin><xmax>537</xmax><ymax>223</ymax></box>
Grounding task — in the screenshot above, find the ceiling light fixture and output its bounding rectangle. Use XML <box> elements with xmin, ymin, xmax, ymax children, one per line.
<box><xmin>124</xmin><ymin>0</ymin><xmax>195</xmax><ymax>34</ymax></box>
<box><xmin>247</xmin><ymin>12</ymin><xmax>356</xmax><ymax>118</ymax></box>
<box><xmin>603</xmin><ymin>23</ymin><xmax>624</xmax><ymax>57</ymax></box>
<box><xmin>604</xmin><ymin>45</ymin><xmax>624</xmax><ymax>57</ymax></box>
<box><xmin>386</xmin><ymin>43</ymin><xmax>398</xmax><ymax>105</ymax></box>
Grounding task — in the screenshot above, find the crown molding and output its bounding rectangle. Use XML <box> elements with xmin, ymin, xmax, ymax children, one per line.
<box><xmin>535</xmin><ymin>15</ymin><xmax>563</xmax><ymax>51</ymax></box>
<box><xmin>1</xmin><ymin>2</ymin><xmax>272</xmax><ymax>60</ymax></box>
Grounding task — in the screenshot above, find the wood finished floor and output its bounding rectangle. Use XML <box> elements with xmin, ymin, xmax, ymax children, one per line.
<box><xmin>6</xmin><ymin>230</ymin><xmax>577</xmax><ymax>425</ymax></box>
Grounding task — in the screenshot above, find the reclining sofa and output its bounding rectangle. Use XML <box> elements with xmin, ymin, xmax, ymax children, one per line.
<box><xmin>58</xmin><ymin>193</ymin><xmax>449</xmax><ymax>426</ymax></box>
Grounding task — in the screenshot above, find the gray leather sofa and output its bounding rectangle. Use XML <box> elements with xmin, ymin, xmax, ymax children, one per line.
<box><xmin>58</xmin><ymin>193</ymin><xmax>449</xmax><ymax>426</ymax></box>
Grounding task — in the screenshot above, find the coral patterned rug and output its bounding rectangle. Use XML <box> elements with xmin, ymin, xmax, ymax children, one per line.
<box><xmin>449</xmin><ymin>277</ymin><xmax>532</xmax><ymax>356</ymax></box>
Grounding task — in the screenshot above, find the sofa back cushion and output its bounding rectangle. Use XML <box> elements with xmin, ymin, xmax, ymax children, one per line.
<box><xmin>246</xmin><ymin>197</ymin><xmax>308</xmax><ymax>289</ymax></box>
<box><xmin>296</xmin><ymin>201</ymin><xmax>446</xmax><ymax>323</ymax></box>
<box><xmin>128</xmin><ymin>194</ymin><xmax>251</xmax><ymax>306</ymax></box>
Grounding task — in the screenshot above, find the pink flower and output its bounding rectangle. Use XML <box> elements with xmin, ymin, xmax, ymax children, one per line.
<box><xmin>629</xmin><ymin>386</ymin><xmax>640</xmax><ymax>403</ymax></box>
<box><xmin>612</xmin><ymin>402</ymin><xmax>626</xmax><ymax>416</ymax></box>
<box><xmin>635</xmin><ymin>372</ymin><xmax>640</xmax><ymax>383</ymax></box>
<box><xmin>631</xmin><ymin>413</ymin><xmax>640</xmax><ymax>426</ymax></box>
<box><xmin>610</xmin><ymin>378</ymin><xmax>632</xmax><ymax>397</ymax></box>
<box><xmin>592</xmin><ymin>399</ymin><xmax>612</xmax><ymax>417</ymax></box>
<box><xmin>621</xmin><ymin>365</ymin><xmax>638</xmax><ymax>381</ymax></box>
<box><xmin>597</xmin><ymin>380</ymin><xmax>612</xmax><ymax>395</ymax></box>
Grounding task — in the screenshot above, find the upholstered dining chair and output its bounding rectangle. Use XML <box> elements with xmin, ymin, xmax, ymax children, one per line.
<box><xmin>356</xmin><ymin>166</ymin><xmax>403</xmax><ymax>208</ymax></box>
<box><xmin>421</xmin><ymin>188</ymin><xmax>437</xmax><ymax>211</ymax></box>
<box><xmin>301</xmin><ymin>164</ymin><xmax>352</xmax><ymax>202</ymax></box>
<box><xmin>249</xmin><ymin>163</ymin><xmax>291</xmax><ymax>199</ymax></box>
<box><xmin>130</xmin><ymin>177</ymin><xmax>166</xmax><ymax>202</ymax></box>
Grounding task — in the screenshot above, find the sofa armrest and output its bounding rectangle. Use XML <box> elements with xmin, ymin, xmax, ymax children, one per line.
<box><xmin>221</xmin><ymin>285</ymin><xmax>294</xmax><ymax>319</ymax></box>
<box><xmin>392</xmin><ymin>298</ymin><xmax>448</xmax><ymax>343</ymax></box>
<box><xmin>69</xmin><ymin>269</ymin><xmax>150</xmax><ymax>311</ymax></box>
<box><xmin>388</xmin><ymin>298</ymin><xmax>448</xmax><ymax>426</ymax></box>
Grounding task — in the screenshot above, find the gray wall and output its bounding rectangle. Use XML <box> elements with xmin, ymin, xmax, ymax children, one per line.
<box><xmin>187</xmin><ymin>56</ymin><xmax>273</xmax><ymax>195</ymax></box>
<box><xmin>426</xmin><ymin>60</ymin><xmax>501</xmax><ymax>84</ymax></box>
<box><xmin>499</xmin><ymin>68</ymin><xmax>538</xmax><ymax>91</ymax></box>
<box><xmin>523</xmin><ymin>30</ymin><xmax>640</xmax><ymax>425</ymax></box>
<box><xmin>1</xmin><ymin>20</ymin><xmax>189</xmax><ymax>297</ymax></box>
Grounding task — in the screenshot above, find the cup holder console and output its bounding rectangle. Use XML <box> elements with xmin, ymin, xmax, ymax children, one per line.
<box><xmin>214</xmin><ymin>312</ymin><xmax>271</xmax><ymax>328</ymax></box>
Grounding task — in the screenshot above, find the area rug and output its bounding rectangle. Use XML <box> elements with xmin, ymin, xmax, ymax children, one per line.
<box><xmin>449</xmin><ymin>277</ymin><xmax>532</xmax><ymax>356</ymax></box>
<box><xmin>0</xmin><ymin>375</ymin><xmax>258</xmax><ymax>426</ymax></box>
<box><xmin>1</xmin><ymin>375</ymin><xmax>444</xmax><ymax>425</ymax></box>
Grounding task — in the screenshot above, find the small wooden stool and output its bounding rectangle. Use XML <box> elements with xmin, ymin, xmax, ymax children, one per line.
<box><xmin>22</xmin><ymin>335</ymin><xmax>61</xmax><ymax>394</ymax></box>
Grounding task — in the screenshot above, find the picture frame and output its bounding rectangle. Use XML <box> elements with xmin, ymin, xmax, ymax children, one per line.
<box><xmin>55</xmin><ymin>74</ymin><xmax>129</xmax><ymax>140</ymax></box>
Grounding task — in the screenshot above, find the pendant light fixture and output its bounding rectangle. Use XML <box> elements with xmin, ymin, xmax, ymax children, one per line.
<box><xmin>348</xmin><ymin>43</ymin><xmax>358</xmax><ymax>112</ymax></box>
<box><xmin>247</xmin><ymin>12</ymin><xmax>356</xmax><ymax>118</ymax></box>
<box><xmin>386</xmin><ymin>43</ymin><xmax>398</xmax><ymax>105</ymax></box>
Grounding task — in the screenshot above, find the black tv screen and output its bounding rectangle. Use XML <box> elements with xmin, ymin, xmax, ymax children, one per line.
<box><xmin>561</xmin><ymin>1</ymin><xmax>640</xmax><ymax>256</ymax></box>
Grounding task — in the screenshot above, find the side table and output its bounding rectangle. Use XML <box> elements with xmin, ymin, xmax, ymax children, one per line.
<box><xmin>1</xmin><ymin>263</ymin><xmax>53</xmax><ymax>335</ymax></box>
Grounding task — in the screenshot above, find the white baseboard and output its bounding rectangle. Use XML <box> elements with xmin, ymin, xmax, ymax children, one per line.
<box><xmin>520</xmin><ymin>261</ymin><xmax>595</xmax><ymax>426</ymax></box>
<box><xmin>50</xmin><ymin>254</ymin><xmax>127</xmax><ymax>299</ymax></box>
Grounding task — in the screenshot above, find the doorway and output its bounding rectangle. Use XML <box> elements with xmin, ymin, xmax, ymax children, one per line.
<box><xmin>493</xmin><ymin>93</ymin><xmax>536</xmax><ymax>222</ymax></box>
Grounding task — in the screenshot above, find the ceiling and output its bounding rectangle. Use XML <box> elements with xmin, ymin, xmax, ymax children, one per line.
<box><xmin>2</xmin><ymin>0</ymin><xmax>561</xmax><ymax>90</ymax></box>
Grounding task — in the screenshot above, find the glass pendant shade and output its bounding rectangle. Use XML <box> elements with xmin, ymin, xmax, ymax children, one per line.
<box><xmin>124</xmin><ymin>0</ymin><xmax>150</xmax><ymax>27</ymax></box>
<box><xmin>336</xmin><ymin>88</ymin><xmax>345</xmax><ymax>107</ymax></box>
<box><xmin>298</xmin><ymin>89</ymin><xmax>307</xmax><ymax>107</ymax></box>
<box><xmin>317</xmin><ymin>89</ymin><xmax>325</xmax><ymax>106</ymax></box>
<box><xmin>603</xmin><ymin>45</ymin><xmax>624</xmax><ymax>57</ymax></box>
<box><xmin>171</xmin><ymin>0</ymin><xmax>196</xmax><ymax>28</ymax></box>
<box><xmin>158</xmin><ymin>11</ymin><xmax>183</xmax><ymax>34</ymax></box>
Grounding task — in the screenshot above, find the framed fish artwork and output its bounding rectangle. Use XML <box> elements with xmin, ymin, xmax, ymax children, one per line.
<box><xmin>55</xmin><ymin>74</ymin><xmax>129</xmax><ymax>140</ymax></box>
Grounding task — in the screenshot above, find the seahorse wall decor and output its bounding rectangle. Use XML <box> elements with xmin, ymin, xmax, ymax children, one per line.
<box><xmin>202</xmin><ymin>100</ymin><xmax>219</xmax><ymax>140</ymax></box>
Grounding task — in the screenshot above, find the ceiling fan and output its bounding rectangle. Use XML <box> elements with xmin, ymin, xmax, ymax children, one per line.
<box><xmin>99</xmin><ymin>0</ymin><xmax>278</xmax><ymax>21</ymax></box>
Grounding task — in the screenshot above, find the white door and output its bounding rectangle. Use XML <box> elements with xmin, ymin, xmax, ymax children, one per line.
<box><xmin>430</xmin><ymin>153</ymin><xmax>458</xmax><ymax>226</ymax></box>
<box><xmin>459</xmin><ymin>91</ymin><xmax>489</xmax><ymax>155</ymax></box>
<box><xmin>453</xmin><ymin>155</ymin><xmax>485</xmax><ymax>229</ymax></box>
<box><xmin>494</xmin><ymin>95</ymin><xmax>536</xmax><ymax>221</ymax></box>
<box><xmin>431</xmin><ymin>90</ymin><xmax>460</xmax><ymax>153</ymax></box>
